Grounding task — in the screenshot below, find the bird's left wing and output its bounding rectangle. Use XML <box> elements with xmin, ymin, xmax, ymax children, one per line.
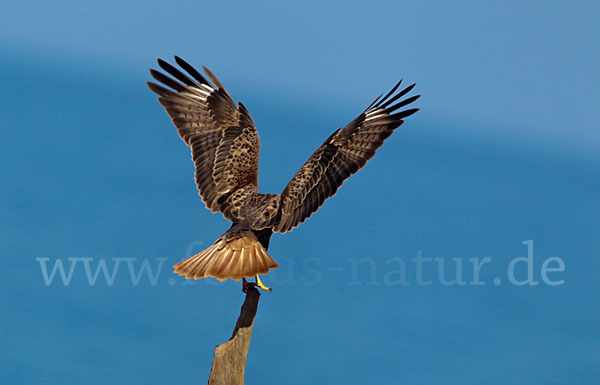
<box><xmin>147</xmin><ymin>57</ymin><xmax>260</xmax><ymax>222</ymax></box>
<box><xmin>273</xmin><ymin>82</ymin><xmax>420</xmax><ymax>233</ymax></box>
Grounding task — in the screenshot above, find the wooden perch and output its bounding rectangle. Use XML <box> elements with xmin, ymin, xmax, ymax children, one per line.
<box><xmin>207</xmin><ymin>287</ymin><xmax>261</xmax><ymax>385</ymax></box>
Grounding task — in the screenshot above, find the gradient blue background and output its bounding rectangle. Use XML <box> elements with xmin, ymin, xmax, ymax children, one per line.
<box><xmin>2</xmin><ymin>1</ymin><xmax>599</xmax><ymax>384</ymax></box>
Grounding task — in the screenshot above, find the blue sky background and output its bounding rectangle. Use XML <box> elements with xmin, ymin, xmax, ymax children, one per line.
<box><xmin>1</xmin><ymin>1</ymin><xmax>599</xmax><ymax>384</ymax></box>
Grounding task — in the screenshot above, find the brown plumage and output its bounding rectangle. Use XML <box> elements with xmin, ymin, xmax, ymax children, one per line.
<box><xmin>147</xmin><ymin>57</ymin><xmax>420</xmax><ymax>281</ymax></box>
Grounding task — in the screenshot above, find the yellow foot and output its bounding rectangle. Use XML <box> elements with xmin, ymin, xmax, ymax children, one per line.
<box><xmin>242</xmin><ymin>276</ymin><xmax>272</xmax><ymax>292</ymax></box>
<box><xmin>255</xmin><ymin>275</ymin><xmax>272</xmax><ymax>292</ymax></box>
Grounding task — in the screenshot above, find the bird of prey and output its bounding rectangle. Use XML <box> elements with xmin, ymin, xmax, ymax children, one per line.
<box><xmin>147</xmin><ymin>57</ymin><xmax>419</xmax><ymax>291</ymax></box>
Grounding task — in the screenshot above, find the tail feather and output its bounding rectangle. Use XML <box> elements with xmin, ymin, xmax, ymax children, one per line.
<box><xmin>173</xmin><ymin>229</ymin><xmax>278</xmax><ymax>281</ymax></box>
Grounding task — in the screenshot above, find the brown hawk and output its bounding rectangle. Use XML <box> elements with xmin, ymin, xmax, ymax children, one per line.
<box><xmin>147</xmin><ymin>57</ymin><xmax>419</xmax><ymax>290</ymax></box>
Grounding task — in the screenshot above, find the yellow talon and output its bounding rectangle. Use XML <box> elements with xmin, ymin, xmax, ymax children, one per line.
<box><xmin>255</xmin><ymin>275</ymin><xmax>272</xmax><ymax>292</ymax></box>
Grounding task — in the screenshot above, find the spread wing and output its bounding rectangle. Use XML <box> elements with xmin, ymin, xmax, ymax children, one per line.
<box><xmin>273</xmin><ymin>81</ymin><xmax>420</xmax><ymax>233</ymax></box>
<box><xmin>147</xmin><ymin>57</ymin><xmax>260</xmax><ymax>222</ymax></box>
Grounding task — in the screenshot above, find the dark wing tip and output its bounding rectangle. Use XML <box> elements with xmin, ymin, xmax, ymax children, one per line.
<box><xmin>156</xmin><ymin>58</ymin><xmax>198</xmax><ymax>87</ymax></box>
<box><xmin>149</xmin><ymin>68</ymin><xmax>186</xmax><ymax>92</ymax></box>
<box><xmin>391</xmin><ymin>107</ymin><xmax>420</xmax><ymax>120</ymax></box>
<box><xmin>380</xmin><ymin>83</ymin><xmax>417</xmax><ymax>109</ymax></box>
<box><xmin>386</xmin><ymin>94</ymin><xmax>421</xmax><ymax>114</ymax></box>
<box><xmin>146</xmin><ymin>81</ymin><xmax>176</xmax><ymax>97</ymax></box>
<box><xmin>149</xmin><ymin>68</ymin><xmax>165</xmax><ymax>83</ymax></box>
<box><xmin>175</xmin><ymin>56</ymin><xmax>210</xmax><ymax>85</ymax></box>
<box><xmin>402</xmin><ymin>107</ymin><xmax>420</xmax><ymax>116</ymax></box>
<box><xmin>157</xmin><ymin>58</ymin><xmax>177</xmax><ymax>76</ymax></box>
<box><xmin>376</xmin><ymin>80</ymin><xmax>403</xmax><ymax>108</ymax></box>
<box><xmin>157</xmin><ymin>57</ymin><xmax>168</xmax><ymax>67</ymax></box>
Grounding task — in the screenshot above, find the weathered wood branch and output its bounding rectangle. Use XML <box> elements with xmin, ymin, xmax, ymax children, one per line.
<box><xmin>207</xmin><ymin>287</ymin><xmax>261</xmax><ymax>385</ymax></box>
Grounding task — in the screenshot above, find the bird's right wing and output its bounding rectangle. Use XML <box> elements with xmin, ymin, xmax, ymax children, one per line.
<box><xmin>273</xmin><ymin>81</ymin><xmax>420</xmax><ymax>233</ymax></box>
<box><xmin>147</xmin><ymin>57</ymin><xmax>260</xmax><ymax>222</ymax></box>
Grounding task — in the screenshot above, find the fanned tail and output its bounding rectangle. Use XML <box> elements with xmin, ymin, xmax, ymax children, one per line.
<box><xmin>173</xmin><ymin>228</ymin><xmax>278</xmax><ymax>281</ymax></box>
